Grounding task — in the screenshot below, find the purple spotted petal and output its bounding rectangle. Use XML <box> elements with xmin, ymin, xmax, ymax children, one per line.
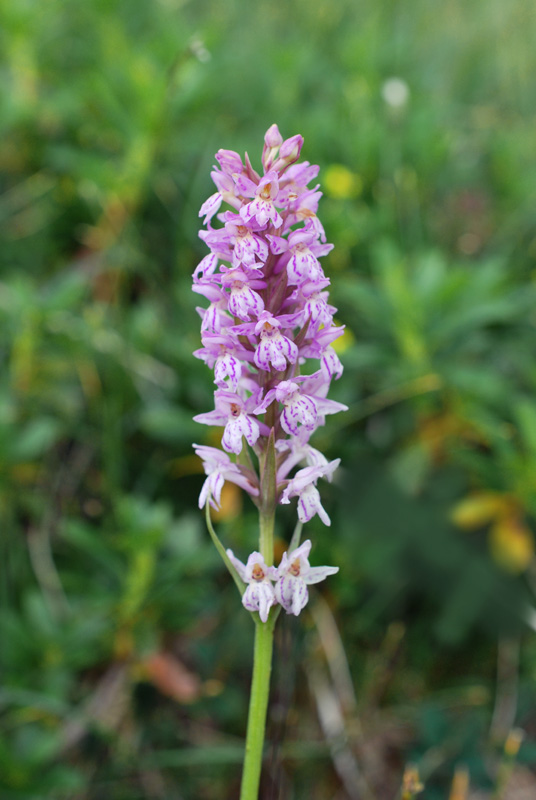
<box><xmin>291</xmin><ymin>579</ymin><xmax>308</xmax><ymax>616</ymax></box>
<box><xmin>297</xmin><ymin>485</ymin><xmax>330</xmax><ymax>525</ymax></box>
<box><xmin>242</xmin><ymin>581</ymin><xmax>275</xmax><ymax>622</ymax></box>
<box><xmin>274</xmin><ymin>574</ymin><xmax>295</xmax><ymax>610</ymax></box>
<box><xmin>199</xmin><ymin>192</ymin><xmax>222</xmax><ymax>225</ymax></box>
<box><xmin>214</xmin><ymin>353</ymin><xmax>242</xmax><ymax>391</ymax></box>
<box><xmin>228</xmin><ymin>285</ymin><xmax>264</xmax><ymax>320</ymax></box>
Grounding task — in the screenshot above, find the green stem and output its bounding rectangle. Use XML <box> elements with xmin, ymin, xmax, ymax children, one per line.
<box><xmin>259</xmin><ymin>510</ymin><xmax>275</xmax><ymax>566</ymax></box>
<box><xmin>259</xmin><ymin>428</ymin><xmax>276</xmax><ymax>566</ymax></box>
<box><xmin>241</xmin><ymin>428</ymin><xmax>277</xmax><ymax>798</ymax></box>
<box><xmin>239</xmin><ymin>617</ymin><xmax>275</xmax><ymax>800</ymax></box>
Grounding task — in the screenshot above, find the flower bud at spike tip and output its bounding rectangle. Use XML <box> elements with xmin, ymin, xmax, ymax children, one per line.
<box><xmin>279</xmin><ymin>134</ymin><xmax>304</xmax><ymax>161</ymax></box>
<box><xmin>264</xmin><ymin>124</ymin><xmax>283</xmax><ymax>148</ymax></box>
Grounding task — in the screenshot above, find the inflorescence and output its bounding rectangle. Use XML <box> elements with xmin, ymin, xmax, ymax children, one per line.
<box><xmin>192</xmin><ymin>124</ymin><xmax>344</xmax><ymax>616</ymax></box>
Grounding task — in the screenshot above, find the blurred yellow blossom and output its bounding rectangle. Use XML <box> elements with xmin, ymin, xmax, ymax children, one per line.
<box><xmin>211</xmin><ymin>481</ymin><xmax>242</xmax><ymax>522</ymax></box>
<box><xmin>451</xmin><ymin>491</ymin><xmax>514</xmax><ymax>530</ymax></box>
<box><xmin>401</xmin><ymin>765</ymin><xmax>424</xmax><ymax>799</ymax></box>
<box><xmin>448</xmin><ymin>766</ymin><xmax>469</xmax><ymax>800</ymax></box>
<box><xmin>452</xmin><ymin>492</ymin><xmax>534</xmax><ymax>573</ymax></box>
<box><xmin>324</xmin><ymin>164</ymin><xmax>362</xmax><ymax>200</ymax></box>
<box><xmin>490</xmin><ymin>517</ymin><xmax>534</xmax><ymax>573</ymax></box>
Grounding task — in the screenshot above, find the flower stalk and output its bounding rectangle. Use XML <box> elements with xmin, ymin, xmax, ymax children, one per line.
<box><xmin>259</xmin><ymin>510</ymin><xmax>275</xmax><ymax>567</ymax></box>
<box><xmin>239</xmin><ymin>611</ymin><xmax>275</xmax><ymax>800</ymax></box>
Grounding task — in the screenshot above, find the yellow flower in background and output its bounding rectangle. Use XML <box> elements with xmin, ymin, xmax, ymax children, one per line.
<box><xmin>211</xmin><ymin>481</ymin><xmax>242</xmax><ymax>522</ymax></box>
<box><xmin>449</xmin><ymin>766</ymin><xmax>469</xmax><ymax>800</ymax></box>
<box><xmin>451</xmin><ymin>491</ymin><xmax>534</xmax><ymax>573</ymax></box>
<box><xmin>401</xmin><ymin>765</ymin><xmax>424</xmax><ymax>799</ymax></box>
<box><xmin>490</xmin><ymin>517</ymin><xmax>534</xmax><ymax>574</ymax></box>
<box><xmin>450</xmin><ymin>491</ymin><xmax>512</xmax><ymax>530</ymax></box>
<box><xmin>324</xmin><ymin>164</ymin><xmax>362</xmax><ymax>200</ymax></box>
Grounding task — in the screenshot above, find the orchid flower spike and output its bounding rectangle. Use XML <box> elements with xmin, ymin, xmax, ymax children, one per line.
<box><xmin>193</xmin><ymin>124</ymin><xmax>347</xmax><ymax>525</ymax></box>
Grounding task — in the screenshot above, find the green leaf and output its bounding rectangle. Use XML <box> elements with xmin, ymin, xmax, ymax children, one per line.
<box><xmin>514</xmin><ymin>399</ymin><xmax>536</xmax><ymax>457</ymax></box>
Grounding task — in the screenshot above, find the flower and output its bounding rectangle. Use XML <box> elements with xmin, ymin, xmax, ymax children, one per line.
<box><xmin>194</xmin><ymin>445</ymin><xmax>259</xmax><ymax>509</ymax></box>
<box><xmin>193</xmin><ymin>390</ymin><xmax>263</xmax><ymax>454</ymax></box>
<box><xmin>224</xmin><ymin>214</ymin><xmax>269</xmax><ymax>268</ymax></box>
<box><xmin>253</xmin><ymin>312</ymin><xmax>298</xmax><ymax>372</ymax></box>
<box><xmin>220</xmin><ymin>267</ymin><xmax>266</xmax><ymax>320</ymax></box>
<box><xmin>239</xmin><ymin>171</ymin><xmax>283</xmax><ymax>229</ymax></box>
<box><xmin>255</xmin><ymin>380</ymin><xmax>317</xmax><ymax>436</ymax></box>
<box><xmin>193</xmin><ymin>331</ymin><xmax>251</xmax><ymax>392</ymax></box>
<box><xmin>280</xmin><ymin>460</ymin><xmax>341</xmax><ymax>525</ymax></box>
<box><xmin>273</xmin><ymin>540</ymin><xmax>339</xmax><ymax>616</ymax></box>
<box><xmin>226</xmin><ymin>550</ymin><xmax>276</xmax><ymax>622</ymax></box>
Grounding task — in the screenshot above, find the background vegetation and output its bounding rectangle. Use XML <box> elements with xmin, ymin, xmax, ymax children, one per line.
<box><xmin>1</xmin><ymin>0</ymin><xmax>536</xmax><ymax>797</ymax></box>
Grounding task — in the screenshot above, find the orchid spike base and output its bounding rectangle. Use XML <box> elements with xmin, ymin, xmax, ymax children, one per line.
<box><xmin>193</xmin><ymin>124</ymin><xmax>345</xmax><ymax>798</ymax></box>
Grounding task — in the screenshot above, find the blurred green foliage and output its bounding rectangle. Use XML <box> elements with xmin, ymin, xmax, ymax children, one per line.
<box><xmin>1</xmin><ymin>0</ymin><xmax>536</xmax><ymax>797</ymax></box>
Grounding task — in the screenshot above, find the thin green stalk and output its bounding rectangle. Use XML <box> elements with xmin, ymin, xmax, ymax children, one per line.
<box><xmin>239</xmin><ymin>617</ymin><xmax>275</xmax><ymax>800</ymax></box>
<box><xmin>259</xmin><ymin>510</ymin><xmax>275</xmax><ymax>566</ymax></box>
<box><xmin>259</xmin><ymin>429</ymin><xmax>276</xmax><ymax>565</ymax></box>
<box><xmin>241</xmin><ymin>424</ymin><xmax>278</xmax><ymax>798</ymax></box>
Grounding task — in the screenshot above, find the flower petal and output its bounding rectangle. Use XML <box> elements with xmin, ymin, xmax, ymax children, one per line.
<box><xmin>303</xmin><ymin>565</ymin><xmax>339</xmax><ymax>585</ymax></box>
<box><xmin>291</xmin><ymin>578</ymin><xmax>308</xmax><ymax>616</ymax></box>
<box><xmin>226</xmin><ymin>549</ymin><xmax>248</xmax><ymax>581</ymax></box>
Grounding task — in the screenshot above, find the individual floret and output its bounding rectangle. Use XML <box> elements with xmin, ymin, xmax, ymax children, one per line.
<box><xmin>273</xmin><ymin>539</ymin><xmax>339</xmax><ymax>616</ymax></box>
<box><xmin>226</xmin><ymin>550</ymin><xmax>277</xmax><ymax>622</ymax></box>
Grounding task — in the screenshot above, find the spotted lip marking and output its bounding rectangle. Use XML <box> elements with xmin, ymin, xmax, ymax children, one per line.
<box><xmin>289</xmin><ymin>559</ymin><xmax>301</xmax><ymax>576</ymax></box>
